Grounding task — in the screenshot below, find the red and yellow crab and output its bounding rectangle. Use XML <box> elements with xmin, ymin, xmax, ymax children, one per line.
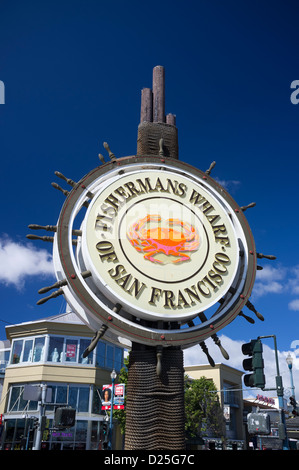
<box><xmin>127</xmin><ymin>215</ymin><xmax>200</xmax><ymax>264</ymax></box>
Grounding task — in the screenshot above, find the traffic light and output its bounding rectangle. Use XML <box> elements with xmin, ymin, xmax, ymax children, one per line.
<box><xmin>32</xmin><ymin>417</ymin><xmax>39</xmax><ymax>430</ymax></box>
<box><xmin>54</xmin><ymin>407</ymin><xmax>76</xmax><ymax>429</ymax></box>
<box><xmin>290</xmin><ymin>396</ymin><xmax>299</xmax><ymax>416</ymax></box>
<box><xmin>102</xmin><ymin>420</ymin><xmax>109</xmax><ymax>450</ymax></box>
<box><xmin>242</xmin><ymin>338</ymin><xmax>266</xmax><ymax>389</ymax></box>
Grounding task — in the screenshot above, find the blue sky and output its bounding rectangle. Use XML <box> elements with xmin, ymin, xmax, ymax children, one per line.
<box><xmin>1</xmin><ymin>0</ymin><xmax>299</xmax><ymax>399</ymax></box>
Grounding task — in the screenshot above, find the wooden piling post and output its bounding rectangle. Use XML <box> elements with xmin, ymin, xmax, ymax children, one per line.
<box><xmin>153</xmin><ymin>65</ymin><xmax>165</xmax><ymax>123</ymax></box>
<box><xmin>140</xmin><ymin>88</ymin><xmax>153</xmax><ymax>123</ymax></box>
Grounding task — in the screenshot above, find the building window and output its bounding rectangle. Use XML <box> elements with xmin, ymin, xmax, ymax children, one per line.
<box><xmin>45</xmin><ymin>384</ymin><xmax>91</xmax><ymax>413</ymax></box>
<box><xmin>47</xmin><ymin>337</ymin><xmax>64</xmax><ymax>362</ymax></box>
<box><xmin>10</xmin><ymin>337</ymin><xmax>46</xmax><ymax>365</ymax></box>
<box><xmin>32</xmin><ymin>337</ymin><xmax>45</xmax><ymax>362</ymax></box>
<box><xmin>67</xmin><ymin>386</ymin><xmax>89</xmax><ymax>412</ymax></box>
<box><xmin>11</xmin><ymin>340</ymin><xmax>23</xmax><ymax>364</ymax></box>
<box><xmin>96</xmin><ymin>342</ymin><xmax>105</xmax><ymax>368</ymax></box>
<box><xmin>56</xmin><ymin>385</ymin><xmax>68</xmax><ymax>405</ymax></box>
<box><xmin>65</xmin><ymin>339</ymin><xmax>78</xmax><ymax>362</ymax></box>
<box><xmin>75</xmin><ymin>420</ymin><xmax>88</xmax><ymax>443</ymax></box>
<box><xmin>79</xmin><ymin>339</ymin><xmax>92</xmax><ymax>364</ymax></box>
<box><xmin>1</xmin><ymin>417</ymin><xmax>91</xmax><ymax>450</ymax></box>
<box><xmin>114</xmin><ymin>347</ymin><xmax>123</xmax><ymax>371</ymax></box>
<box><xmin>7</xmin><ymin>386</ymin><xmax>38</xmax><ymax>412</ymax></box>
<box><xmin>69</xmin><ymin>386</ymin><xmax>79</xmax><ymax>409</ymax></box>
<box><xmin>95</xmin><ymin>342</ymin><xmax>123</xmax><ymax>372</ymax></box>
<box><xmin>106</xmin><ymin>344</ymin><xmax>114</xmax><ymax>369</ymax></box>
<box><xmin>223</xmin><ymin>382</ymin><xmax>239</xmax><ymax>407</ymax></box>
<box><xmin>0</xmin><ymin>348</ymin><xmax>10</xmax><ymax>373</ymax></box>
<box><xmin>8</xmin><ymin>335</ymin><xmax>123</xmax><ymax>370</ymax></box>
<box><xmin>23</xmin><ymin>340</ymin><xmax>33</xmax><ymax>362</ymax></box>
<box><xmin>78</xmin><ymin>388</ymin><xmax>89</xmax><ymax>412</ymax></box>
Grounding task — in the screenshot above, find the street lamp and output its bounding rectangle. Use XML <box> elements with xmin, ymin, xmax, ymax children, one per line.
<box><xmin>286</xmin><ymin>353</ymin><xmax>296</xmax><ymax>401</ymax></box>
<box><xmin>109</xmin><ymin>369</ymin><xmax>117</xmax><ymax>449</ymax></box>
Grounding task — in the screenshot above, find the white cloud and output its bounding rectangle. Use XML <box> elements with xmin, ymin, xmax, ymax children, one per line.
<box><xmin>255</xmin><ymin>265</ymin><xmax>285</xmax><ymax>282</ymax></box>
<box><xmin>253</xmin><ymin>280</ymin><xmax>284</xmax><ymax>298</ymax></box>
<box><xmin>289</xmin><ymin>299</ymin><xmax>299</xmax><ymax>311</ymax></box>
<box><xmin>251</xmin><ymin>264</ymin><xmax>299</xmax><ymax>309</ymax></box>
<box><xmin>214</xmin><ymin>177</ymin><xmax>241</xmax><ymax>193</ymax></box>
<box><xmin>0</xmin><ymin>237</ymin><xmax>55</xmax><ymax>290</ymax></box>
<box><xmin>288</xmin><ymin>265</ymin><xmax>299</xmax><ymax>295</ymax></box>
<box><xmin>251</xmin><ymin>262</ymin><xmax>299</xmax><ymax>317</ymax></box>
<box><xmin>252</xmin><ymin>265</ymin><xmax>285</xmax><ymax>298</ymax></box>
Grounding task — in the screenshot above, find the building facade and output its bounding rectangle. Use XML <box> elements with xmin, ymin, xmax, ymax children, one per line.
<box><xmin>0</xmin><ymin>311</ymin><xmax>125</xmax><ymax>450</ymax></box>
<box><xmin>184</xmin><ymin>363</ymin><xmax>246</xmax><ymax>449</ymax></box>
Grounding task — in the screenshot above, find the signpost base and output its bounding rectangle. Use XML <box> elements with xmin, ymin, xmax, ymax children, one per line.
<box><xmin>124</xmin><ymin>344</ymin><xmax>185</xmax><ymax>450</ymax></box>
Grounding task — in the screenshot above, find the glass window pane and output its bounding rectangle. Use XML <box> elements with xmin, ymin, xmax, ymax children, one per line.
<box><xmin>0</xmin><ymin>350</ymin><xmax>10</xmax><ymax>372</ymax></box>
<box><xmin>28</xmin><ymin>398</ymin><xmax>38</xmax><ymax>411</ymax></box>
<box><xmin>15</xmin><ymin>419</ymin><xmax>26</xmax><ymax>442</ymax></box>
<box><xmin>11</xmin><ymin>340</ymin><xmax>23</xmax><ymax>364</ymax></box>
<box><xmin>18</xmin><ymin>388</ymin><xmax>28</xmax><ymax>412</ymax></box>
<box><xmin>33</xmin><ymin>337</ymin><xmax>45</xmax><ymax>362</ymax></box>
<box><xmin>91</xmin><ymin>421</ymin><xmax>101</xmax><ymax>449</ymax></box>
<box><xmin>79</xmin><ymin>339</ymin><xmax>93</xmax><ymax>364</ymax></box>
<box><xmin>69</xmin><ymin>386</ymin><xmax>78</xmax><ymax>409</ymax></box>
<box><xmin>48</xmin><ymin>337</ymin><xmax>64</xmax><ymax>362</ymax></box>
<box><xmin>75</xmin><ymin>420</ymin><xmax>88</xmax><ymax>441</ymax></box>
<box><xmin>114</xmin><ymin>347</ymin><xmax>123</xmax><ymax>372</ymax></box>
<box><xmin>23</xmin><ymin>340</ymin><xmax>33</xmax><ymax>362</ymax></box>
<box><xmin>106</xmin><ymin>345</ymin><xmax>114</xmax><ymax>369</ymax></box>
<box><xmin>45</xmin><ymin>386</ymin><xmax>55</xmax><ymax>411</ymax></box>
<box><xmin>56</xmin><ymin>386</ymin><xmax>67</xmax><ymax>404</ymax></box>
<box><xmin>92</xmin><ymin>387</ymin><xmax>102</xmax><ymax>415</ymax></box>
<box><xmin>96</xmin><ymin>342</ymin><xmax>105</xmax><ymax>367</ymax></box>
<box><xmin>9</xmin><ymin>386</ymin><xmax>22</xmax><ymax>411</ymax></box>
<box><xmin>4</xmin><ymin>350</ymin><xmax>10</xmax><ymax>365</ymax></box>
<box><xmin>5</xmin><ymin>419</ymin><xmax>16</xmax><ymax>442</ymax></box>
<box><xmin>78</xmin><ymin>388</ymin><xmax>89</xmax><ymax>412</ymax></box>
<box><xmin>65</xmin><ymin>339</ymin><xmax>78</xmax><ymax>362</ymax></box>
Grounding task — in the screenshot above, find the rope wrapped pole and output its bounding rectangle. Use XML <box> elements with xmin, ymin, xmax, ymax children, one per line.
<box><xmin>124</xmin><ymin>346</ymin><xmax>185</xmax><ymax>450</ymax></box>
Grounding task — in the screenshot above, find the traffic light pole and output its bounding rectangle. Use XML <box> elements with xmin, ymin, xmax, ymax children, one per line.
<box><xmin>258</xmin><ymin>335</ymin><xmax>289</xmax><ymax>450</ymax></box>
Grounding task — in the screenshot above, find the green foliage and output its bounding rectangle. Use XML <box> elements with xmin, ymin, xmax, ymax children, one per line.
<box><xmin>184</xmin><ymin>375</ymin><xmax>225</xmax><ymax>439</ymax></box>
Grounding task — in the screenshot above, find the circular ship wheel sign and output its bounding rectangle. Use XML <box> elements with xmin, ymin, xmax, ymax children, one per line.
<box><xmin>53</xmin><ymin>156</ymin><xmax>256</xmax><ymax>348</ymax></box>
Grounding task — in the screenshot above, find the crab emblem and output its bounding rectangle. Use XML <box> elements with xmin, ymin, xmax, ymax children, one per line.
<box><xmin>127</xmin><ymin>215</ymin><xmax>200</xmax><ymax>264</ymax></box>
